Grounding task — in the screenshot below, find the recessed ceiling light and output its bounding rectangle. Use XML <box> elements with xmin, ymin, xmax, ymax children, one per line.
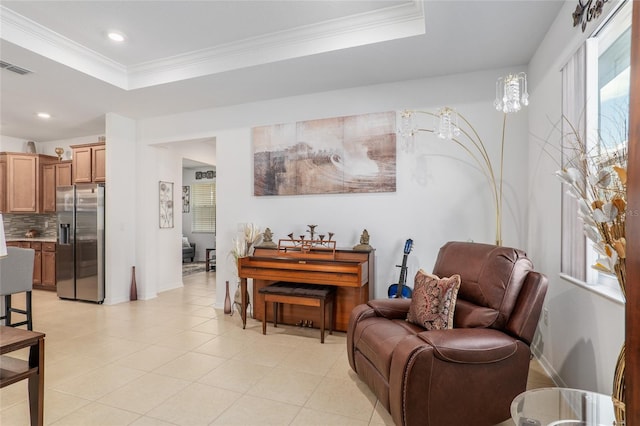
<box><xmin>37</xmin><ymin>112</ymin><xmax>51</xmax><ymax>119</ymax></box>
<box><xmin>107</xmin><ymin>32</ymin><xmax>126</xmax><ymax>42</ymax></box>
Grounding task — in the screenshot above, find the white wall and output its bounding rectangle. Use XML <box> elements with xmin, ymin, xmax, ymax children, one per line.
<box><xmin>104</xmin><ymin>114</ymin><xmax>138</xmax><ymax>303</ymax></box>
<box><xmin>0</xmin><ymin>135</ymin><xmax>34</xmax><ymax>152</ymax></box>
<box><xmin>526</xmin><ymin>1</ymin><xmax>625</xmax><ymax>394</ymax></box>
<box><xmin>137</xmin><ymin>66</ymin><xmax>530</xmax><ymax>313</ymax></box>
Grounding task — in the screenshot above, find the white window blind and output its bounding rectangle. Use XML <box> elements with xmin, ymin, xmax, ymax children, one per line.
<box><xmin>192</xmin><ymin>183</ymin><xmax>215</xmax><ymax>233</ymax></box>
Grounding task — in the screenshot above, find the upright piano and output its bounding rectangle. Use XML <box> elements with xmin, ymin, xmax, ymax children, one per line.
<box><xmin>237</xmin><ymin>246</ymin><xmax>374</xmax><ymax>331</ymax></box>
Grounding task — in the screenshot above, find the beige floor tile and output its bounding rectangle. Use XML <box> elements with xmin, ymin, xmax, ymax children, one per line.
<box><xmin>98</xmin><ymin>373</ymin><xmax>190</xmax><ymax>414</ymax></box>
<box><xmin>278</xmin><ymin>345</ymin><xmax>343</xmax><ymax>376</ymax></box>
<box><xmin>210</xmin><ymin>394</ymin><xmax>301</xmax><ymax>425</ymax></box>
<box><xmin>74</xmin><ymin>336</ymin><xmax>150</xmax><ymax>363</ymax></box>
<box><xmin>198</xmin><ymin>359</ymin><xmax>272</xmax><ymax>394</ymax></box>
<box><xmin>152</xmin><ymin>351</ymin><xmax>226</xmax><ymax>382</ymax></box>
<box><xmin>232</xmin><ymin>339</ymin><xmax>299</xmax><ymax>368</ymax></box>
<box><xmin>0</xmin><ymin>399</ymin><xmax>30</xmax><ymax>426</ymax></box>
<box><xmin>101</xmin><ymin>322</ymin><xmax>185</xmax><ymax>344</ymax></box>
<box><xmin>247</xmin><ymin>366</ymin><xmax>324</xmax><ymax>406</ymax></box>
<box><xmin>10</xmin><ymin>271</ymin><xmax>556</xmax><ymax>426</ymax></box>
<box><xmin>305</xmin><ymin>375</ymin><xmax>377</xmax><ymax>422</ymax></box>
<box><xmin>326</xmin><ymin>349</ymin><xmax>354</xmax><ymax>379</ymax></box>
<box><xmin>51</xmin><ymin>363</ymin><xmax>147</xmax><ymax>400</ymax></box>
<box><xmin>45</xmin><ymin>354</ymin><xmax>108</xmax><ymax>388</ymax></box>
<box><xmin>291</xmin><ymin>407</ymin><xmax>369</xmax><ymax>425</ymax></box>
<box><xmin>49</xmin><ymin>401</ymin><xmax>141</xmax><ymax>425</ymax></box>
<box><xmin>154</xmin><ymin>330</ymin><xmax>215</xmax><ymax>351</ymax></box>
<box><xmin>115</xmin><ymin>344</ymin><xmax>186</xmax><ymax>372</ymax></box>
<box><xmin>145</xmin><ymin>382</ymin><xmax>240</xmax><ymax>425</ymax></box>
<box><xmin>129</xmin><ymin>416</ymin><xmax>178</xmax><ymax>426</ymax></box>
<box><xmin>193</xmin><ymin>335</ymin><xmax>251</xmax><ymax>359</ymax></box>
<box><xmin>0</xmin><ymin>379</ymin><xmax>28</xmax><ymax>409</ymax></box>
<box><xmin>43</xmin><ymin>390</ymin><xmax>92</xmax><ymax>425</ymax></box>
<box><xmin>369</xmin><ymin>400</ymin><xmax>395</xmax><ymax>425</ymax></box>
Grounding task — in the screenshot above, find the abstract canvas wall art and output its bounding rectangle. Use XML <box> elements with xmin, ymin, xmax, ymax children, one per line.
<box><xmin>253</xmin><ymin>111</ymin><xmax>396</xmax><ymax>196</ymax></box>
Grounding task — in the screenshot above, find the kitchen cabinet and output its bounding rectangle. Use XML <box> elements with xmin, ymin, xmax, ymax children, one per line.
<box><xmin>42</xmin><ymin>161</ymin><xmax>72</xmax><ymax>212</ymax></box>
<box><xmin>71</xmin><ymin>142</ymin><xmax>105</xmax><ymax>183</ymax></box>
<box><xmin>0</xmin><ymin>153</ymin><xmax>57</xmax><ymax>213</ymax></box>
<box><xmin>6</xmin><ymin>240</ymin><xmax>57</xmax><ymax>290</ymax></box>
<box><xmin>41</xmin><ymin>242</ymin><xmax>56</xmax><ymax>289</ymax></box>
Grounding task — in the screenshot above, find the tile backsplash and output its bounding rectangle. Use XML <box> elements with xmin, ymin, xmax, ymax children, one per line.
<box><xmin>2</xmin><ymin>213</ymin><xmax>57</xmax><ymax>239</ymax></box>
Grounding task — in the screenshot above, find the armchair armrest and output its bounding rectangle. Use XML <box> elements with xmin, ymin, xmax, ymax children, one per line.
<box><xmin>418</xmin><ymin>328</ymin><xmax>519</xmax><ymax>364</ymax></box>
<box><xmin>367</xmin><ymin>298</ymin><xmax>411</xmax><ymax>320</ymax></box>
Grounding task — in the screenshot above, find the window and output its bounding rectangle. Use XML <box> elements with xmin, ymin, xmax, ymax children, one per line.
<box><xmin>192</xmin><ymin>182</ymin><xmax>216</xmax><ymax>233</ymax></box>
<box><xmin>561</xmin><ymin>1</ymin><xmax>630</xmax><ymax>297</ymax></box>
<box><xmin>586</xmin><ymin>3</ymin><xmax>630</xmax><ymax>291</ymax></box>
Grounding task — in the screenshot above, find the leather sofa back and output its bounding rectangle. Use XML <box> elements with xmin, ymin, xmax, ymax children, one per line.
<box><xmin>432</xmin><ymin>241</ymin><xmax>533</xmax><ymax>331</ymax></box>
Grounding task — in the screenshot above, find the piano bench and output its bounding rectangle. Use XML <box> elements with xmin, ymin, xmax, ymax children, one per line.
<box><xmin>258</xmin><ymin>282</ymin><xmax>335</xmax><ymax>343</ymax></box>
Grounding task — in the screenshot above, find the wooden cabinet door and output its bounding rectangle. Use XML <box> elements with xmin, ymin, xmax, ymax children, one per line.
<box><xmin>56</xmin><ymin>162</ymin><xmax>72</xmax><ymax>186</ymax></box>
<box><xmin>33</xmin><ymin>249</ymin><xmax>42</xmax><ymax>285</ymax></box>
<box><xmin>42</xmin><ymin>250</ymin><xmax>56</xmax><ymax>288</ymax></box>
<box><xmin>92</xmin><ymin>145</ymin><xmax>106</xmax><ymax>182</ymax></box>
<box><xmin>42</xmin><ymin>164</ymin><xmax>56</xmax><ymax>213</ymax></box>
<box><xmin>7</xmin><ymin>155</ymin><xmax>38</xmax><ymax>212</ymax></box>
<box><xmin>73</xmin><ymin>147</ymin><xmax>92</xmax><ymax>183</ymax></box>
<box><xmin>0</xmin><ymin>161</ymin><xmax>5</xmax><ymax>213</ymax></box>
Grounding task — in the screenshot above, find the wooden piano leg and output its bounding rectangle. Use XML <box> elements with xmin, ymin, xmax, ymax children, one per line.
<box><xmin>241</xmin><ymin>277</ymin><xmax>248</xmax><ymax>329</ymax></box>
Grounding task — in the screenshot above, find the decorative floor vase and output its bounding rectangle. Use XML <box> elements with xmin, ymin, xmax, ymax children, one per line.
<box><xmin>613</xmin><ymin>343</ymin><xmax>625</xmax><ymax>425</ymax></box>
<box><xmin>130</xmin><ymin>266</ymin><xmax>138</xmax><ymax>301</ymax></box>
<box><xmin>224</xmin><ymin>281</ymin><xmax>232</xmax><ymax>314</ymax></box>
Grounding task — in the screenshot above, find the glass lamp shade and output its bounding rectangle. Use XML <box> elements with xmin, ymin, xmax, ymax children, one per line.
<box><xmin>0</xmin><ymin>213</ymin><xmax>7</xmax><ymax>258</ymax></box>
<box><xmin>398</xmin><ymin>110</ymin><xmax>417</xmax><ymax>153</ymax></box>
<box><xmin>435</xmin><ymin>107</ymin><xmax>461</xmax><ymax>140</ymax></box>
<box><xmin>494</xmin><ymin>72</ymin><xmax>529</xmax><ymax>114</ymax></box>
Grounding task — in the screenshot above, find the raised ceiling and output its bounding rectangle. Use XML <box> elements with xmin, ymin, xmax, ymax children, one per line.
<box><xmin>0</xmin><ymin>1</ymin><xmax>565</xmax><ymax>142</ymax></box>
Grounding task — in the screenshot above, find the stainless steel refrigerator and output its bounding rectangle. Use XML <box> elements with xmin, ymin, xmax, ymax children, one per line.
<box><xmin>56</xmin><ymin>184</ymin><xmax>105</xmax><ymax>303</ymax></box>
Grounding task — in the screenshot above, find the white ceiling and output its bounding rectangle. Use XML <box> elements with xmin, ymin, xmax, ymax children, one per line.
<box><xmin>0</xmin><ymin>0</ymin><xmax>565</xmax><ymax>143</ymax></box>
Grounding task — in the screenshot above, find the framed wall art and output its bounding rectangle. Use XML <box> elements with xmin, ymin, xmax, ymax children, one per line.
<box><xmin>252</xmin><ymin>111</ymin><xmax>396</xmax><ymax>196</ymax></box>
<box><xmin>159</xmin><ymin>181</ymin><xmax>174</xmax><ymax>228</ymax></box>
<box><xmin>182</xmin><ymin>186</ymin><xmax>190</xmax><ymax>213</ymax></box>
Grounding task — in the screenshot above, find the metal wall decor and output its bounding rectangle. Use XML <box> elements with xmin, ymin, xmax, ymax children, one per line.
<box><xmin>195</xmin><ymin>170</ymin><xmax>215</xmax><ymax>180</ymax></box>
<box><xmin>182</xmin><ymin>186</ymin><xmax>190</xmax><ymax>213</ymax></box>
<box><xmin>572</xmin><ymin>0</ymin><xmax>609</xmax><ymax>32</ymax></box>
<box><xmin>159</xmin><ymin>181</ymin><xmax>174</xmax><ymax>228</ymax></box>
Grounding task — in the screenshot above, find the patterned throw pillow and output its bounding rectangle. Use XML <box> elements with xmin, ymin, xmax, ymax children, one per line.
<box><xmin>406</xmin><ymin>270</ymin><xmax>461</xmax><ymax>330</ymax></box>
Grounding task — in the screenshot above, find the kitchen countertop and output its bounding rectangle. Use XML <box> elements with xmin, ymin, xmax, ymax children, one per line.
<box><xmin>7</xmin><ymin>237</ymin><xmax>57</xmax><ymax>243</ymax></box>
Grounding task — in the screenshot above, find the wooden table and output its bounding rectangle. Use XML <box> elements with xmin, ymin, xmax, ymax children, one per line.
<box><xmin>0</xmin><ymin>326</ymin><xmax>45</xmax><ymax>426</ymax></box>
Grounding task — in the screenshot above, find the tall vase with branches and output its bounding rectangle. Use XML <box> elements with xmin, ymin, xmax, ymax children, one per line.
<box><xmin>555</xmin><ymin>116</ymin><xmax>627</xmax><ymax>423</ymax></box>
<box><xmin>228</xmin><ymin>223</ymin><xmax>262</xmax><ymax>316</ymax></box>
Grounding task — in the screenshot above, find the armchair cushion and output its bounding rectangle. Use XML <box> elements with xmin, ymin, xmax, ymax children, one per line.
<box><xmin>407</xmin><ymin>271</ymin><xmax>460</xmax><ymax>330</ymax></box>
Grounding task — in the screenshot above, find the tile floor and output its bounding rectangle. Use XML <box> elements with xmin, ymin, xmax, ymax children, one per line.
<box><xmin>1</xmin><ymin>270</ymin><xmax>555</xmax><ymax>425</ymax></box>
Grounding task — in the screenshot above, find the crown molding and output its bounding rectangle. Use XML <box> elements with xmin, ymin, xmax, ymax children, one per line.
<box><xmin>0</xmin><ymin>5</ymin><xmax>128</xmax><ymax>88</ymax></box>
<box><xmin>1</xmin><ymin>1</ymin><xmax>425</xmax><ymax>90</ymax></box>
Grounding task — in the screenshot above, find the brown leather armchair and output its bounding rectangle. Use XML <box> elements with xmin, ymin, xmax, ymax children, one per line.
<box><xmin>347</xmin><ymin>241</ymin><xmax>548</xmax><ymax>426</ymax></box>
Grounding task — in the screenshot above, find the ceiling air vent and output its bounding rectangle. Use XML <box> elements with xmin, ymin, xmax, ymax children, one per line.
<box><xmin>0</xmin><ymin>60</ymin><xmax>32</xmax><ymax>75</ymax></box>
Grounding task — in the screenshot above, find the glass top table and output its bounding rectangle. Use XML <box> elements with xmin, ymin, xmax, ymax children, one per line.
<box><xmin>511</xmin><ymin>387</ymin><xmax>616</xmax><ymax>426</ymax></box>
